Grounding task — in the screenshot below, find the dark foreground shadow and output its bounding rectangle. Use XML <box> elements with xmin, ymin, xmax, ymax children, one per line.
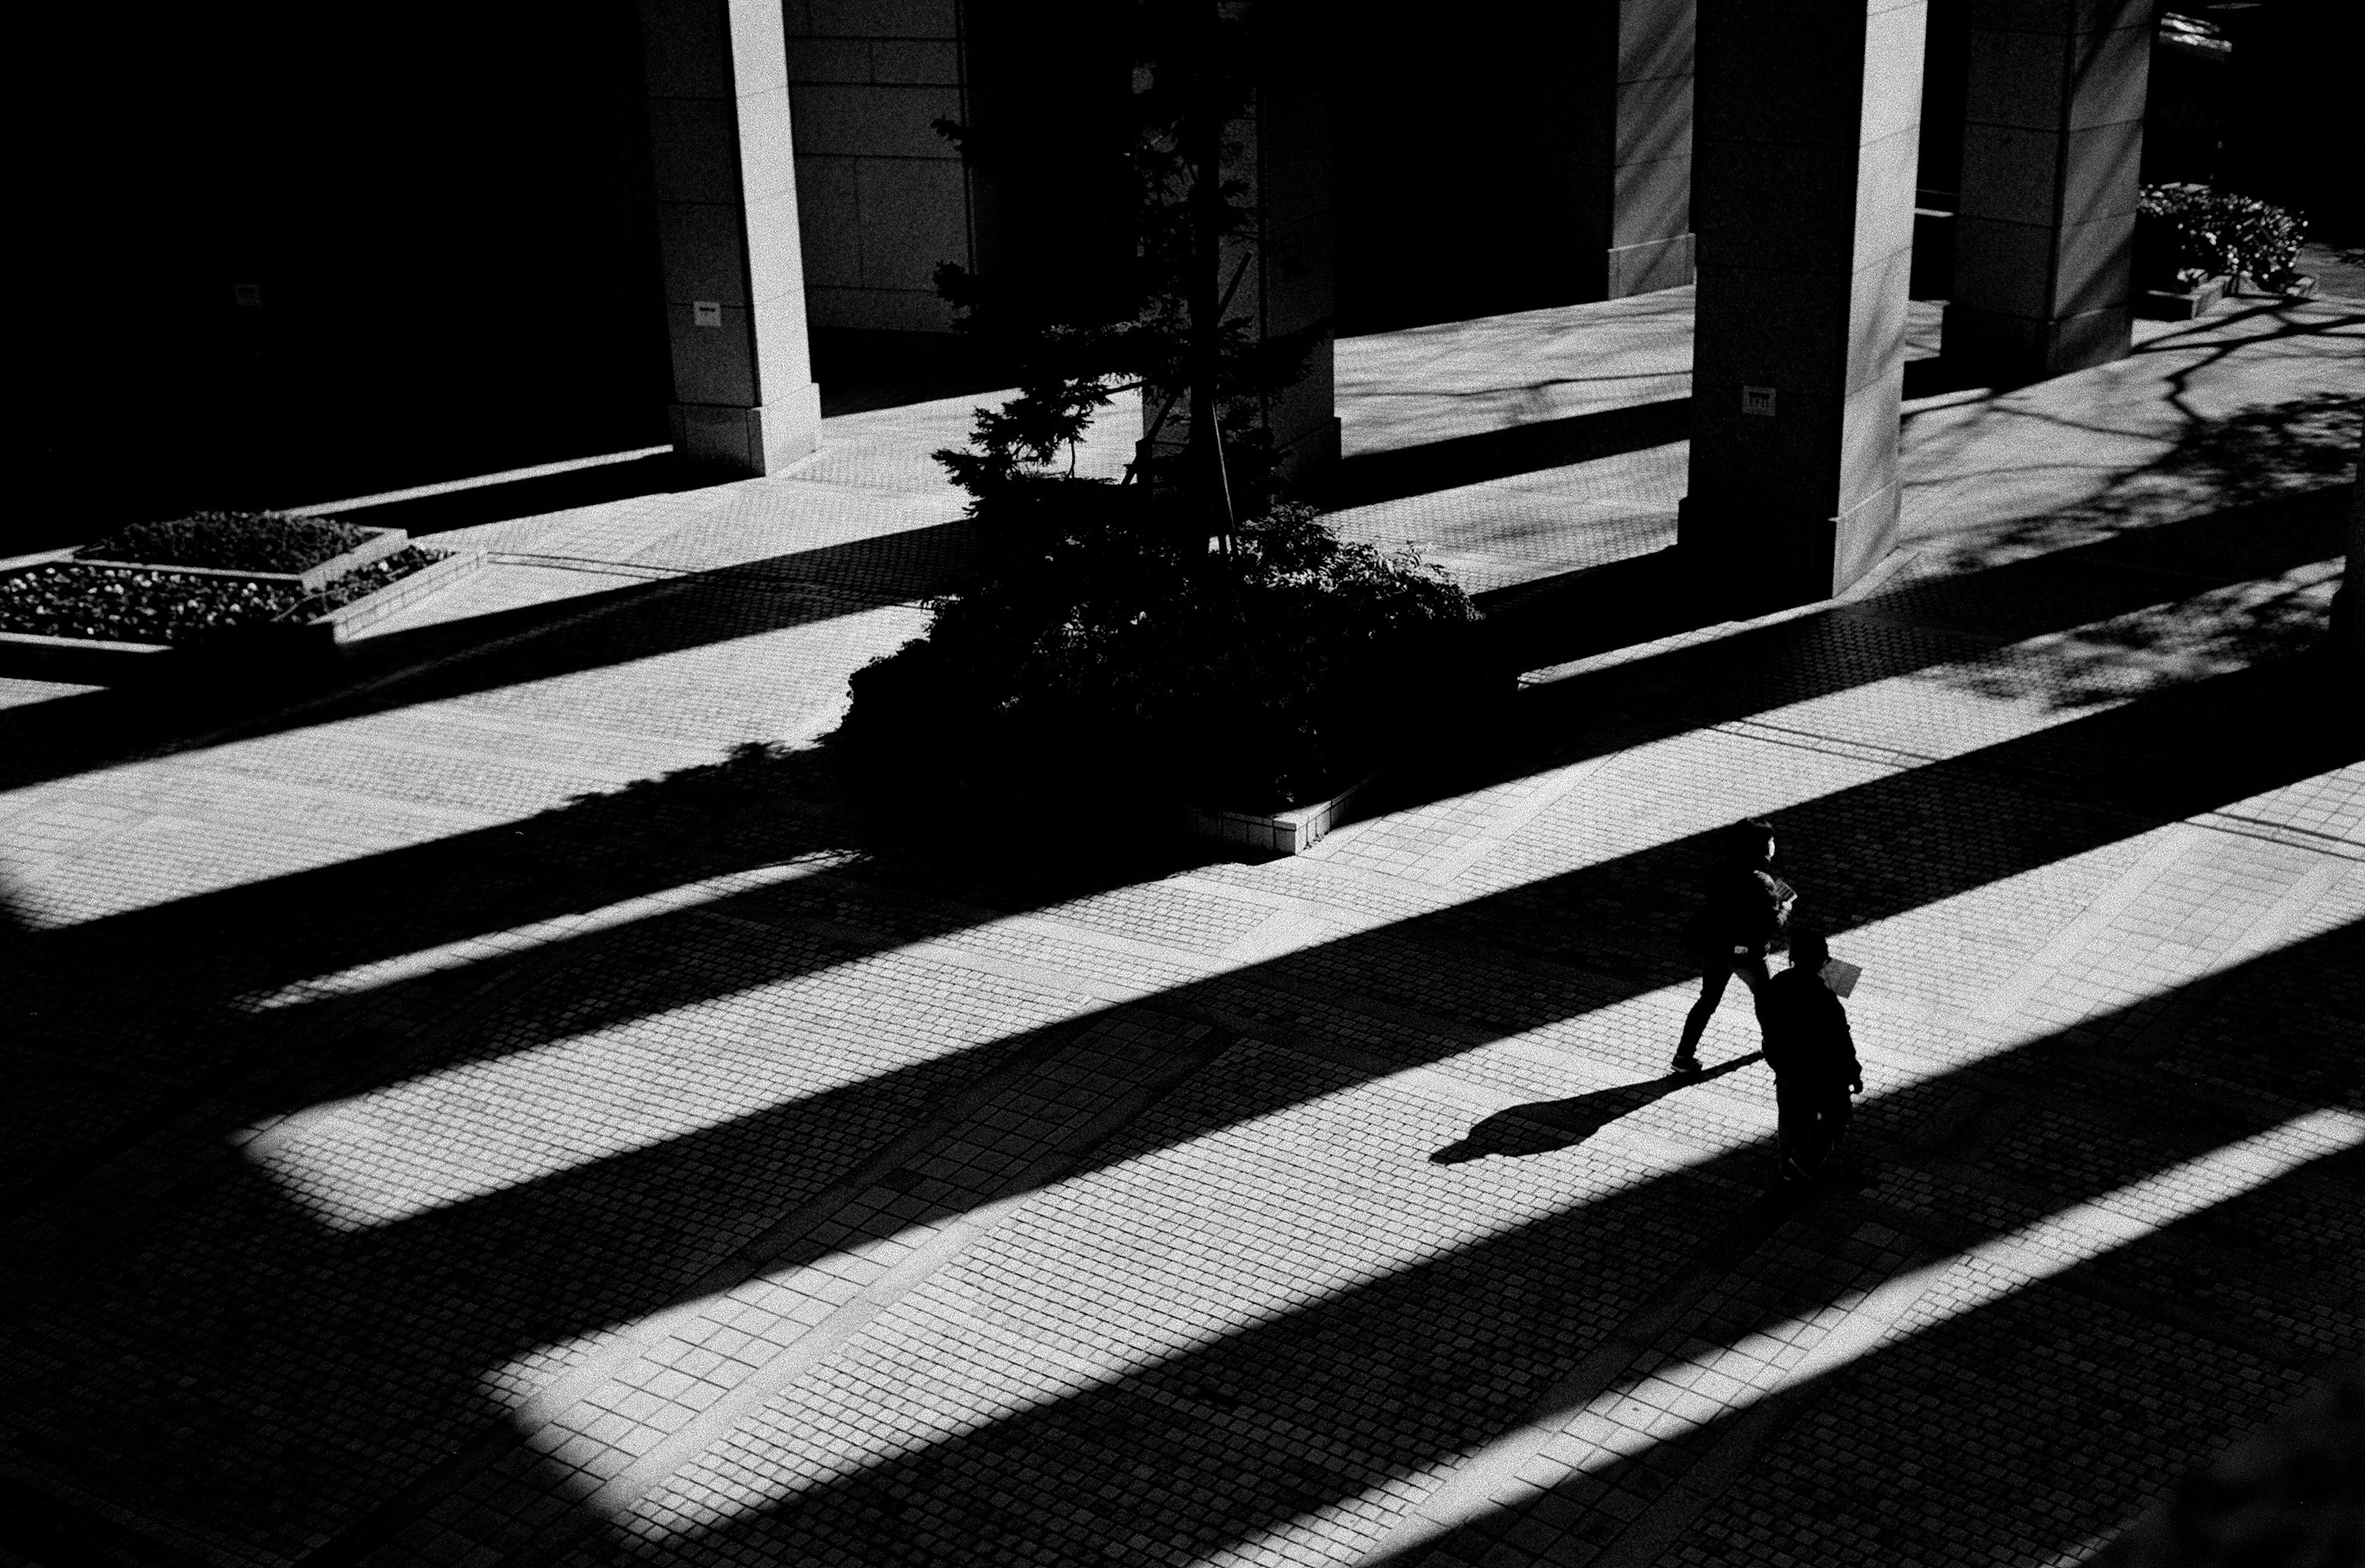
<box><xmin>1433</xmin><ymin>1054</ymin><xmax>1765</xmax><ymax>1164</ymax></box>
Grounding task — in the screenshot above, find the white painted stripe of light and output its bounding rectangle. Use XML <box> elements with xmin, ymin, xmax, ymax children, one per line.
<box><xmin>233</xmin><ymin>852</ymin><xmax>860</xmax><ymax>1014</ymax></box>
<box><xmin>1354</xmin><ymin>1105</ymin><xmax>2365</xmax><ymax>1564</ymax></box>
<box><xmin>280</xmin><ymin>445</ymin><xmax>673</xmax><ymax>517</ymax></box>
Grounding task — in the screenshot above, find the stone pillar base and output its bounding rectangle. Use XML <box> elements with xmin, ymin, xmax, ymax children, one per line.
<box><xmin>668</xmin><ymin>384</ymin><xmax>822</xmax><ymax>475</ymax></box>
<box><xmin>1603</xmin><ymin>233</ymin><xmax>1695</xmax><ymax>298</ymax></box>
<box><xmin>1678</xmin><ymin>480</ymin><xmax>1899</xmax><ymax>610</ymax></box>
<box><xmin>1943</xmin><ymin>302</ymin><xmax>2130</xmax><ymax>382</ymax></box>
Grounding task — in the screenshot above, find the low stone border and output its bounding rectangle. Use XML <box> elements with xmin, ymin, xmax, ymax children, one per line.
<box><xmin>71</xmin><ymin>525</ymin><xmax>411</xmax><ymax>594</ymax></box>
<box><xmin>0</xmin><ymin>549</ymin><xmax>485</xmax><ymax>683</ymax></box>
<box><xmin>2138</xmin><ymin>275</ymin><xmax>2228</xmax><ymax>320</ymax></box>
<box><xmin>0</xmin><ymin>631</ymin><xmax>176</xmax><ymax>685</ymax></box>
<box><xmin>283</xmin><ymin>548</ymin><xmax>487</xmax><ymax>646</ymax></box>
<box><xmin>1181</xmin><ymin>770</ymin><xmax>1378</xmax><ymax>856</ymax></box>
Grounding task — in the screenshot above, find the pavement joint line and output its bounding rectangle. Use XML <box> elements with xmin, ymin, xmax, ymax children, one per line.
<box><xmin>1975</xmin><ymin>825</ymin><xmax>2205</xmax><ymax>1022</ymax></box>
<box><xmin>482</xmin><ymin>554</ymin><xmax>694</xmax><ymax>581</ymax></box>
<box><xmin>2116</xmin><ymin>860</ymin><xmax>2352</xmax><ymax>1065</ymax></box>
<box><xmin>2189</xmin><ymin>809</ymin><xmax>2365</xmax><ymax>861</ymax></box>
<box><xmin>1707</xmin><ymin>716</ymin><xmax>1944</xmax><ymax>774</ymax></box>
<box><xmin>1410</xmin><ymin>719</ymin><xmax>1652</xmax><ymax>886</ymax></box>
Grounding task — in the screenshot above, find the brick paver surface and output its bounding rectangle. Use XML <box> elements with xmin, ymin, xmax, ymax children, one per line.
<box><xmin>2</xmin><ymin>296</ymin><xmax>2361</xmax><ymax>1568</ymax></box>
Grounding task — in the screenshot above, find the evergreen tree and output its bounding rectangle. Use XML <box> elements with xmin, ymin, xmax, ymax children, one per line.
<box><xmin>931</xmin><ymin>0</ymin><xmax>1317</xmax><ymax>548</ymax></box>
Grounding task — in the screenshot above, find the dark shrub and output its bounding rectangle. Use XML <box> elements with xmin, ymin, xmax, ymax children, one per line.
<box><xmin>843</xmin><ymin>482</ymin><xmax>1480</xmax><ymax>812</ymax></box>
<box><xmin>80</xmin><ymin>512</ymin><xmax>373</xmax><ymax>574</ymax></box>
<box><xmin>2135</xmin><ymin>184</ymin><xmax>2308</xmax><ymax>291</ymax></box>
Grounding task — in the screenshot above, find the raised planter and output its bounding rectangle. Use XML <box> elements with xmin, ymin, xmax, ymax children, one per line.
<box><xmin>75</xmin><ymin>525</ymin><xmax>411</xmax><ymax>592</ymax></box>
<box><xmin>2233</xmin><ymin>272</ymin><xmax>2319</xmax><ymax>302</ymax></box>
<box><xmin>1181</xmin><ymin>769</ymin><xmax>1379</xmax><ymax>857</ymax></box>
<box><xmin>0</xmin><ymin>549</ymin><xmax>485</xmax><ymax>683</ymax></box>
<box><xmin>2137</xmin><ymin>275</ymin><xmax>2229</xmax><ymax>321</ymax></box>
<box><xmin>281</xmin><ymin>547</ymin><xmax>487</xmax><ymax>646</ymax></box>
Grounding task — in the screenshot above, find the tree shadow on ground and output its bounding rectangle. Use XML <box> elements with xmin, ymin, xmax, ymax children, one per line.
<box><xmin>1432</xmin><ymin>1054</ymin><xmax>1765</xmax><ymax>1165</ymax></box>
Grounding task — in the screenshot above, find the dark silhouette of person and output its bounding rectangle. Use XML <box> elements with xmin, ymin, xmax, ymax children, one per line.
<box><xmin>1755</xmin><ymin>931</ymin><xmax>1861</xmax><ymax>1184</ymax></box>
<box><xmin>1672</xmin><ymin>818</ymin><xmax>1795</xmax><ymax>1073</ymax></box>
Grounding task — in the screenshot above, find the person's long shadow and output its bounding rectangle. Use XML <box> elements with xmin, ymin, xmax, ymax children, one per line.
<box><xmin>1431</xmin><ymin>1054</ymin><xmax>1764</xmax><ymax>1165</ymax></box>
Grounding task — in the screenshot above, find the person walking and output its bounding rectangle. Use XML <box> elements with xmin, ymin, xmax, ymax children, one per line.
<box><xmin>1672</xmin><ymin>818</ymin><xmax>1795</xmax><ymax>1073</ymax></box>
<box><xmin>1755</xmin><ymin>931</ymin><xmax>1862</xmax><ymax>1184</ymax></box>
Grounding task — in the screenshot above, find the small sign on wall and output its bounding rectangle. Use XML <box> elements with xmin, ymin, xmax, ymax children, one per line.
<box><xmin>233</xmin><ymin>283</ymin><xmax>262</xmax><ymax>309</ymax></box>
<box><xmin>693</xmin><ymin>301</ymin><xmax>722</xmax><ymax>328</ymax></box>
<box><xmin>1742</xmin><ymin>385</ymin><xmax>1777</xmax><ymax>416</ymax></box>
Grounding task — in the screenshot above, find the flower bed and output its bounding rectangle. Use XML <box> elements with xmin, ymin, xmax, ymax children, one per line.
<box><xmin>0</xmin><ymin>548</ymin><xmax>448</xmax><ymax>646</ymax></box>
<box><xmin>78</xmin><ymin>512</ymin><xmax>373</xmax><ymax>574</ymax></box>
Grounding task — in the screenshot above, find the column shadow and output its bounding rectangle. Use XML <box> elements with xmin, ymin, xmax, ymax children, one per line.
<box><xmin>1333</xmin><ymin>397</ymin><xmax>1692</xmax><ymax>509</ymax></box>
<box><xmin>1</xmin><ymin>646</ymin><xmax>2353</xmax><ymax>1568</ymax></box>
<box><xmin>557</xmin><ymin>923</ymin><xmax>2362</xmax><ymax>1568</ymax></box>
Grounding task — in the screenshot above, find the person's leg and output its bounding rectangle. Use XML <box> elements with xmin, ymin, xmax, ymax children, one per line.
<box><xmin>1775</xmin><ymin>1080</ymin><xmax>1816</xmax><ymax>1182</ymax></box>
<box><xmin>1734</xmin><ymin>953</ymin><xmax>1771</xmax><ymax>996</ymax></box>
<box><xmin>1819</xmin><ymin>1091</ymin><xmax>1856</xmax><ymax>1175</ymax></box>
<box><xmin>1674</xmin><ymin>960</ymin><xmax>1734</xmax><ymax>1068</ymax></box>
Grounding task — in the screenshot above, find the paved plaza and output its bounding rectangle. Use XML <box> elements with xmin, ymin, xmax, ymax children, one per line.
<box><xmin>2</xmin><ymin>291</ymin><xmax>2361</xmax><ymax>1568</ymax></box>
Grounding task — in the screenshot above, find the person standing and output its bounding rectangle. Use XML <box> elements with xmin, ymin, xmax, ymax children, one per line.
<box><xmin>1672</xmin><ymin>818</ymin><xmax>1795</xmax><ymax>1073</ymax></box>
<box><xmin>1755</xmin><ymin>931</ymin><xmax>1862</xmax><ymax>1183</ymax></box>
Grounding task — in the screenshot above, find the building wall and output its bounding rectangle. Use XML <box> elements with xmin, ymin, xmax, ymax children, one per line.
<box><xmin>783</xmin><ymin>1</ymin><xmax>975</xmax><ymax>334</ymax></box>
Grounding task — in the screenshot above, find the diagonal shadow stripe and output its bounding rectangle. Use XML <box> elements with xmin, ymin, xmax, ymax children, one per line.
<box><xmin>1332</xmin><ymin>398</ymin><xmax>1691</xmax><ymax>509</ymax></box>
<box><xmin>3</xmin><ymin>652</ymin><xmax>2355</xmax><ymax>1566</ymax></box>
<box><xmin>10</xmin><ymin>481</ymin><xmax>2347</xmax><ymax>1214</ymax></box>
<box><xmin>1356</xmin><ymin>1155</ymin><xmax>2363</xmax><ymax>1568</ymax></box>
<box><xmin>17</xmin><ymin>632</ymin><xmax>2355</xmax><ymax>1237</ymax></box>
<box><xmin>347</xmin><ymin>921</ymin><xmax>2363</xmax><ymax>1568</ymax></box>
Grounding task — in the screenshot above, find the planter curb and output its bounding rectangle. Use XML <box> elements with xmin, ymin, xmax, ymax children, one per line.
<box><xmin>1181</xmin><ymin>770</ymin><xmax>1381</xmax><ymax>857</ymax></box>
<box><xmin>0</xmin><ymin>549</ymin><xmax>485</xmax><ymax>683</ymax></box>
<box><xmin>70</xmin><ymin>527</ymin><xmax>411</xmax><ymax>593</ymax></box>
<box><xmin>2137</xmin><ymin>275</ymin><xmax>2230</xmax><ymax>321</ymax></box>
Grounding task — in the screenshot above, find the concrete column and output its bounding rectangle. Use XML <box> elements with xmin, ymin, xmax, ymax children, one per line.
<box><xmin>1569</xmin><ymin>0</ymin><xmax>1697</xmax><ymax>299</ymax></box>
<box><xmin>1681</xmin><ymin>0</ymin><xmax>1925</xmax><ymax>605</ymax></box>
<box><xmin>1942</xmin><ymin>0</ymin><xmax>2152</xmax><ymax>381</ymax></box>
<box><xmin>641</xmin><ymin>0</ymin><xmax>822</xmax><ymax>474</ymax></box>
